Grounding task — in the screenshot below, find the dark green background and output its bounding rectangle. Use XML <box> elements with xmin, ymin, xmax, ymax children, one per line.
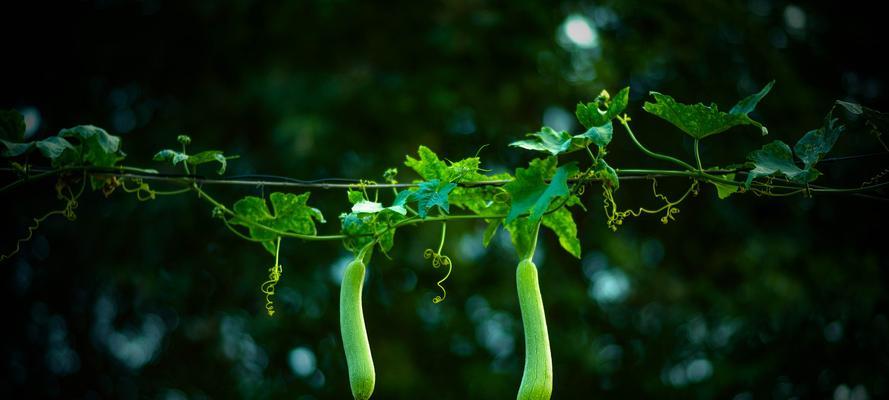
<box><xmin>2</xmin><ymin>1</ymin><xmax>888</xmax><ymax>399</ymax></box>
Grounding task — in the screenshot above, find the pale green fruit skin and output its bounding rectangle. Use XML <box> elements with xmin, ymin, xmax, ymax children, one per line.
<box><xmin>340</xmin><ymin>260</ymin><xmax>375</xmax><ymax>400</ymax></box>
<box><xmin>516</xmin><ymin>258</ymin><xmax>553</xmax><ymax>400</ymax></box>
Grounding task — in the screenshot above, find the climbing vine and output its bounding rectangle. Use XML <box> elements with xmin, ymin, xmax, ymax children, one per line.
<box><xmin>3</xmin><ymin>83</ymin><xmax>888</xmax><ymax>399</ymax></box>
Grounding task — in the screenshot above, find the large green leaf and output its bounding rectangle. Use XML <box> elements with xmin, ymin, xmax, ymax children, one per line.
<box><xmin>504</xmin><ymin>217</ymin><xmax>539</xmax><ymax>260</ymax></box>
<box><xmin>505</xmin><ymin>157</ymin><xmax>578</xmax><ymax>223</ymax></box>
<box><xmin>35</xmin><ymin>136</ymin><xmax>77</xmax><ymax>160</ymax></box>
<box><xmin>1</xmin><ymin>136</ymin><xmax>79</xmax><ymax>165</ymax></box>
<box><xmin>59</xmin><ymin>125</ymin><xmax>125</xmax><ymax>167</ymax></box>
<box><xmin>404</xmin><ymin>145</ymin><xmax>486</xmax><ymax>182</ymax></box>
<box><xmin>576</xmin><ymin>87</ymin><xmax>630</xmax><ymax>129</ymax></box>
<box><xmin>745</xmin><ymin>140</ymin><xmax>819</xmax><ymax>187</ymax></box>
<box><xmin>794</xmin><ymin>117</ymin><xmax>844</xmax><ymax>169</ymax></box>
<box><xmin>340</xmin><ymin>212</ymin><xmax>377</xmax><ymax>254</ymax></box>
<box><xmin>643</xmin><ymin>81</ymin><xmax>774</xmax><ymax>139</ymax></box>
<box><xmin>746</xmin><ymin>115</ymin><xmax>845</xmax><ymax>188</ymax></box>
<box><xmin>396</xmin><ymin>179</ymin><xmax>457</xmax><ymax>218</ymax></box>
<box><xmin>594</xmin><ymin>158</ymin><xmax>619</xmax><ymax>189</ymax></box>
<box><xmin>541</xmin><ymin>206</ymin><xmax>581</xmax><ymax>258</ymax></box>
<box><xmin>232</xmin><ymin>192</ymin><xmax>325</xmax><ymax>254</ymax></box>
<box><xmin>0</xmin><ymin>139</ymin><xmax>34</xmax><ymax>157</ymax></box>
<box><xmin>576</xmin><ymin>121</ymin><xmax>614</xmax><ymax>148</ymax></box>
<box><xmin>339</xmin><ymin>207</ymin><xmax>404</xmax><ymax>255</ymax></box>
<box><xmin>509</xmin><ymin>126</ymin><xmax>575</xmax><ymax>155</ymax></box>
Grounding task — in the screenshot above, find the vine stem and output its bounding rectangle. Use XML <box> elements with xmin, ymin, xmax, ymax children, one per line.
<box><xmin>0</xmin><ymin>165</ymin><xmax>744</xmax><ymax>193</ymax></box>
<box><xmin>524</xmin><ymin>220</ymin><xmax>541</xmax><ymax>261</ymax></box>
<box><xmin>694</xmin><ymin>139</ymin><xmax>703</xmax><ymax>171</ymax></box>
<box><xmin>189</xmin><ymin>182</ymin><xmax>349</xmax><ymax>241</ymax></box>
<box><xmin>437</xmin><ymin>222</ymin><xmax>447</xmax><ymax>254</ymax></box>
<box><xmin>618</xmin><ymin>116</ymin><xmax>697</xmax><ymax>171</ymax></box>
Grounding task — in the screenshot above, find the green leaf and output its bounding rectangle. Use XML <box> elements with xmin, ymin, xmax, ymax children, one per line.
<box><xmin>154</xmin><ymin>149</ymin><xmax>189</xmax><ymax>165</ymax></box>
<box><xmin>712</xmin><ymin>173</ymin><xmax>740</xmax><ymax>199</ymax></box>
<box><xmin>404</xmin><ymin>145</ymin><xmax>486</xmax><ymax>182</ymax></box>
<box><xmin>504</xmin><ymin>217</ymin><xmax>539</xmax><ymax>260</ymax></box>
<box><xmin>59</xmin><ymin>125</ymin><xmax>126</xmax><ymax>168</ymax></box>
<box><xmin>154</xmin><ymin>149</ymin><xmax>230</xmax><ymax>175</ymax></box>
<box><xmin>0</xmin><ymin>139</ymin><xmax>34</xmax><ymax>157</ymax></box>
<box><xmin>482</xmin><ymin>219</ymin><xmax>500</xmax><ymax>248</ymax></box>
<box><xmin>187</xmin><ymin>150</ymin><xmax>228</xmax><ymax>175</ymax></box>
<box><xmin>576</xmin><ymin>121</ymin><xmax>614</xmax><ymax>147</ymax></box>
<box><xmin>392</xmin><ymin>189</ymin><xmax>412</xmax><ymax>206</ymax></box>
<box><xmin>730</xmin><ymin>80</ymin><xmax>776</xmax><ymax>115</ymax></box>
<box><xmin>643</xmin><ymin>81</ymin><xmax>773</xmax><ymax>139</ymax></box>
<box><xmin>505</xmin><ymin>157</ymin><xmax>579</xmax><ymax>223</ymax></box>
<box><xmin>594</xmin><ymin>158</ymin><xmax>619</xmax><ymax>189</ymax></box>
<box><xmin>35</xmin><ymin>137</ymin><xmax>77</xmax><ymax>160</ymax></box>
<box><xmin>412</xmin><ymin>179</ymin><xmax>457</xmax><ymax>218</ymax></box>
<box><xmin>836</xmin><ymin>100</ymin><xmax>889</xmax><ymax>139</ymax></box>
<box><xmin>347</xmin><ymin>190</ymin><xmax>365</xmax><ymax>205</ymax></box>
<box><xmin>745</xmin><ymin>140</ymin><xmax>819</xmax><ymax>187</ymax></box>
<box><xmin>576</xmin><ymin>87</ymin><xmax>630</xmax><ymax>129</ymax></box>
<box><xmin>794</xmin><ymin>117</ymin><xmax>844</xmax><ymax>170</ymax></box>
<box><xmin>448</xmin><ymin>171</ymin><xmax>512</xmax><ymax>213</ymax></box>
<box><xmin>0</xmin><ymin>109</ymin><xmax>26</xmax><ymax>141</ymax></box>
<box><xmin>541</xmin><ymin>207</ymin><xmax>581</xmax><ymax>258</ymax></box>
<box><xmin>836</xmin><ymin>100</ymin><xmax>863</xmax><ymax>115</ymax></box>
<box><xmin>232</xmin><ymin>192</ymin><xmax>325</xmax><ymax>254</ymax></box>
<box><xmin>340</xmin><ymin>213</ymin><xmax>376</xmax><ymax>253</ymax></box>
<box><xmin>510</xmin><ymin>126</ymin><xmax>579</xmax><ymax>156</ymax></box>
<box><xmin>340</xmin><ymin>207</ymin><xmax>404</xmax><ymax>255</ymax></box>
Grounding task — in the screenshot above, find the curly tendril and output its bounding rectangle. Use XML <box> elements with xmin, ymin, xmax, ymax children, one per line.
<box><xmin>2</xmin><ymin>177</ymin><xmax>81</xmax><ymax>262</ymax></box>
<box><xmin>121</xmin><ymin>178</ymin><xmax>157</xmax><ymax>201</ymax></box>
<box><xmin>424</xmin><ymin>222</ymin><xmax>453</xmax><ymax>304</ymax></box>
<box><xmin>261</xmin><ymin>237</ymin><xmax>283</xmax><ymax>316</ymax></box>
<box><xmin>603</xmin><ymin>178</ymin><xmax>700</xmax><ymax>231</ymax></box>
<box><xmin>862</xmin><ymin>167</ymin><xmax>889</xmax><ymax>187</ymax></box>
<box><xmin>423</xmin><ymin>248</ymin><xmax>453</xmax><ymax>304</ymax></box>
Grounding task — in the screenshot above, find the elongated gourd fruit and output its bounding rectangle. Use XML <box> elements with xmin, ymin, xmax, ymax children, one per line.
<box><xmin>340</xmin><ymin>260</ymin><xmax>375</xmax><ymax>400</ymax></box>
<box><xmin>516</xmin><ymin>258</ymin><xmax>553</xmax><ymax>400</ymax></box>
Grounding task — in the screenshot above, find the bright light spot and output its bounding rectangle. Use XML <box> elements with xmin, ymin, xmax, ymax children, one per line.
<box><xmin>834</xmin><ymin>384</ymin><xmax>870</xmax><ymax>400</ymax></box>
<box><xmin>589</xmin><ymin>269</ymin><xmax>630</xmax><ymax>304</ymax></box>
<box><xmin>686</xmin><ymin>358</ymin><xmax>713</xmax><ymax>382</ymax></box>
<box><xmin>562</xmin><ymin>14</ymin><xmax>599</xmax><ymax>49</ymax></box>
<box><xmin>784</xmin><ymin>5</ymin><xmax>806</xmax><ymax>30</ymax></box>
<box><xmin>288</xmin><ymin>347</ymin><xmax>317</xmax><ymax>377</ymax></box>
<box><xmin>543</xmin><ymin>106</ymin><xmax>574</xmax><ymax>132</ymax></box>
<box><xmin>668</xmin><ymin>364</ymin><xmax>687</xmax><ymax>387</ymax></box>
<box><xmin>20</xmin><ymin>107</ymin><xmax>41</xmax><ymax>139</ymax></box>
<box><xmin>476</xmin><ymin>311</ymin><xmax>515</xmax><ymax>359</ymax></box>
<box><xmin>458</xmin><ymin>231</ymin><xmax>485</xmax><ymax>262</ymax></box>
<box><xmin>330</xmin><ymin>255</ymin><xmax>353</xmax><ymax>285</ymax></box>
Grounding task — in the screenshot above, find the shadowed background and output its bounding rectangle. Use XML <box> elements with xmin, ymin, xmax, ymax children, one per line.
<box><xmin>2</xmin><ymin>1</ymin><xmax>888</xmax><ymax>399</ymax></box>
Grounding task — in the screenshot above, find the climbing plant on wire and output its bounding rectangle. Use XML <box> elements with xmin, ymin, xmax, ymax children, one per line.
<box><xmin>2</xmin><ymin>83</ymin><xmax>888</xmax><ymax>400</ymax></box>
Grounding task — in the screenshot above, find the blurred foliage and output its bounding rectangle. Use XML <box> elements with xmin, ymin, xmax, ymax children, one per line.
<box><xmin>2</xmin><ymin>1</ymin><xmax>888</xmax><ymax>399</ymax></box>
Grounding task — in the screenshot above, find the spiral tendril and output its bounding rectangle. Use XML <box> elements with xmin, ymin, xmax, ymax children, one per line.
<box><xmin>603</xmin><ymin>178</ymin><xmax>699</xmax><ymax>231</ymax></box>
<box><xmin>423</xmin><ymin>248</ymin><xmax>453</xmax><ymax>304</ymax></box>
<box><xmin>261</xmin><ymin>237</ymin><xmax>283</xmax><ymax>316</ymax></box>
<box><xmin>2</xmin><ymin>179</ymin><xmax>79</xmax><ymax>262</ymax></box>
